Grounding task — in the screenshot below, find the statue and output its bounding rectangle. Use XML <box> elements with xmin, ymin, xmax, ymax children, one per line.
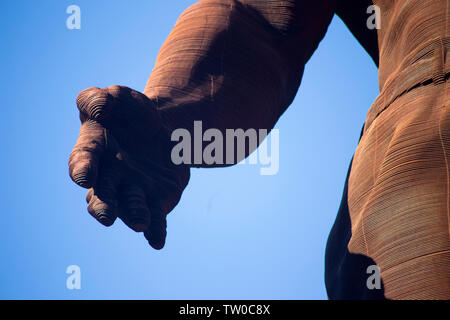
<box><xmin>68</xmin><ymin>0</ymin><xmax>449</xmax><ymax>299</ymax></box>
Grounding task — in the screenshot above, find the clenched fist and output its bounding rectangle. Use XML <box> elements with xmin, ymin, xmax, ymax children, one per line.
<box><xmin>69</xmin><ymin>86</ymin><xmax>190</xmax><ymax>249</ymax></box>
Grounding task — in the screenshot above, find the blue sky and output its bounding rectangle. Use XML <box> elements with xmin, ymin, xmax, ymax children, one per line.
<box><xmin>0</xmin><ymin>0</ymin><xmax>379</xmax><ymax>299</ymax></box>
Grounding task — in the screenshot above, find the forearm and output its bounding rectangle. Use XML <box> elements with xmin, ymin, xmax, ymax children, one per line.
<box><xmin>143</xmin><ymin>0</ymin><xmax>335</xmax><ymax>166</ymax></box>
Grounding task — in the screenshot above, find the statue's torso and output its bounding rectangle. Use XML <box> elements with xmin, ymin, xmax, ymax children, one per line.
<box><xmin>344</xmin><ymin>0</ymin><xmax>449</xmax><ymax>299</ymax></box>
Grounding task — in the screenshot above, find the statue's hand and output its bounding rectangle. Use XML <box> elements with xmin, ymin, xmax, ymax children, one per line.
<box><xmin>69</xmin><ymin>86</ymin><xmax>190</xmax><ymax>249</ymax></box>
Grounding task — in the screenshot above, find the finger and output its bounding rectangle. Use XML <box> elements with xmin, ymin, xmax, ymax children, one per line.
<box><xmin>118</xmin><ymin>182</ymin><xmax>151</xmax><ymax>232</ymax></box>
<box><xmin>69</xmin><ymin>120</ymin><xmax>106</xmax><ymax>188</ymax></box>
<box><xmin>144</xmin><ymin>206</ymin><xmax>167</xmax><ymax>250</ymax></box>
<box><xmin>76</xmin><ymin>87</ymin><xmax>113</xmax><ymax>123</ymax></box>
<box><xmin>86</xmin><ymin>188</ymin><xmax>94</xmax><ymax>203</ymax></box>
<box><xmin>86</xmin><ymin>156</ymin><xmax>121</xmax><ymax>226</ymax></box>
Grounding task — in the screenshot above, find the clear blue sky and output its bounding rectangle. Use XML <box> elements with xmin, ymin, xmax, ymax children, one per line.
<box><xmin>0</xmin><ymin>0</ymin><xmax>379</xmax><ymax>299</ymax></box>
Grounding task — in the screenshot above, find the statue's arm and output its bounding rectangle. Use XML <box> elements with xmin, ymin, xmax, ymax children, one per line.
<box><xmin>335</xmin><ymin>0</ymin><xmax>379</xmax><ymax>67</ymax></box>
<box><xmin>143</xmin><ymin>0</ymin><xmax>336</xmax><ymax>166</ymax></box>
<box><xmin>69</xmin><ymin>0</ymin><xmax>337</xmax><ymax>246</ymax></box>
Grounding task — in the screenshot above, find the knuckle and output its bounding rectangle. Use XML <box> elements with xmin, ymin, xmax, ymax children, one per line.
<box><xmin>104</xmin><ymin>85</ymin><xmax>128</xmax><ymax>96</ymax></box>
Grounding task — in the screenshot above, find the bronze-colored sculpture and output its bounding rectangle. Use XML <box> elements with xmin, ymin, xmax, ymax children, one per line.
<box><xmin>69</xmin><ymin>0</ymin><xmax>449</xmax><ymax>299</ymax></box>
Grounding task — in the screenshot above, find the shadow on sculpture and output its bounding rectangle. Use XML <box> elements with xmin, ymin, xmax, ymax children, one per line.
<box><xmin>325</xmin><ymin>126</ymin><xmax>386</xmax><ymax>300</ymax></box>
